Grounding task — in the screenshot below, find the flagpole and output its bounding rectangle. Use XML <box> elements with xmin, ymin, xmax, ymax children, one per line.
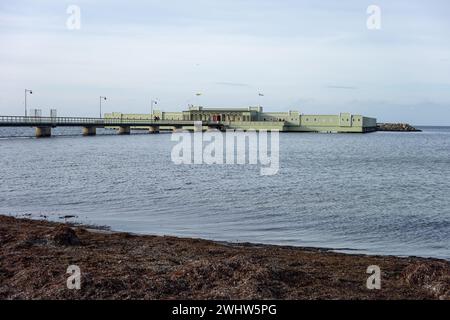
<box><xmin>195</xmin><ymin>93</ymin><xmax>202</xmax><ymax>107</ymax></box>
<box><xmin>258</xmin><ymin>93</ymin><xmax>264</xmax><ymax>107</ymax></box>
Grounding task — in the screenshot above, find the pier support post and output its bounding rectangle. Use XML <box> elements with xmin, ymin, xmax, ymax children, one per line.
<box><xmin>35</xmin><ymin>127</ymin><xmax>51</xmax><ymax>138</ymax></box>
<box><xmin>82</xmin><ymin>127</ymin><xmax>96</xmax><ymax>136</ymax></box>
<box><xmin>118</xmin><ymin>126</ymin><xmax>130</xmax><ymax>135</ymax></box>
<box><xmin>148</xmin><ymin>126</ymin><xmax>160</xmax><ymax>134</ymax></box>
<box><xmin>193</xmin><ymin>125</ymin><xmax>203</xmax><ymax>132</ymax></box>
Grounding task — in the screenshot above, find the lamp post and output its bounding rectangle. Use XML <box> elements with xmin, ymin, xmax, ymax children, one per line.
<box><xmin>151</xmin><ymin>99</ymin><xmax>158</xmax><ymax>118</ymax></box>
<box><xmin>25</xmin><ymin>89</ymin><xmax>33</xmax><ymax>116</ymax></box>
<box><xmin>99</xmin><ymin>96</ymin><xmax>107</xmax><ymax>118</ymax></box>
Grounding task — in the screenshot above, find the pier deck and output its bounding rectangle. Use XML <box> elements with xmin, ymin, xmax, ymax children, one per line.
<box><xmin>0</xmin><ymin>116</ymin><xmax>224</xmax><ymax>137</ymax></box>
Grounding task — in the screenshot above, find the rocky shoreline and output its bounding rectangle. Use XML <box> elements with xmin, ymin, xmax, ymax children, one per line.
<box><xmin>376</xmin><ymin>123</ymin><xmax>422</xmax><ymax>132</ymax></box>
<box><xmin>0</xmin><ymin>215</ymin><xmax>448</xmax><ymax>300</ymax></box>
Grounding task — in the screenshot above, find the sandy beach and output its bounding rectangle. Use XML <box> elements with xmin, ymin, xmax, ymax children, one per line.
<box><xmin>0</xmin><ymin>215</ymin><xmax>448</xmax><ymax>300</ymax></box>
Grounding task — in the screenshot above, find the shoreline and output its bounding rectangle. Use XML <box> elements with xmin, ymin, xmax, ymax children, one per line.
<box><xmin>10</xmin><ymin>213</ymin><xmax>446</xmax><ymax>261</ymax></box>
<box><xmin>0</xmin><ymin>215</ymin><xmax>449</xmax><ymax>300</ymax></box>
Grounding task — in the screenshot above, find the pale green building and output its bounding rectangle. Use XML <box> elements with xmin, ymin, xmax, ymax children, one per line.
<box><xmin>105</xmin><ymin>106</ymin><xmax>377</xmax><ymax>133</ymax></box>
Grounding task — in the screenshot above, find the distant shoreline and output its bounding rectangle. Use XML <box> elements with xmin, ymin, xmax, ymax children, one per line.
<box><xmin>1</xmin><ymin>215</ymin><xmax>448</xmax><ymax>300</ymax></box>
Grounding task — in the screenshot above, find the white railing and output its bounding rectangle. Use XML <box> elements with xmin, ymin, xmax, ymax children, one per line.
<box><xmin>0</xmin><ymin>116</ymin><xmax>225</xmax><ymax>127</ymax></box>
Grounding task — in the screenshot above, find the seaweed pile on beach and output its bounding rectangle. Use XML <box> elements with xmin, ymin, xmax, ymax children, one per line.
<box><xmin>0</xmin><ymin>215</ymin><xmax>448</xmax><ymax>300</ymax></box>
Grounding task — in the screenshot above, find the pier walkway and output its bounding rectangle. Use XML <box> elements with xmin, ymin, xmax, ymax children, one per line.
<box><xmin>0</xmin><ymin>115</ymin><xmax>225</xmax><ymax>137</ymax></box>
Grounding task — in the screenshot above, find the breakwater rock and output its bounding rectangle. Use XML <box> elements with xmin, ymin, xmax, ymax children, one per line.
<box><xmin>377</xmin><ymin>123</ymin><xmax>422</xmax><ymax>132</ymax></box>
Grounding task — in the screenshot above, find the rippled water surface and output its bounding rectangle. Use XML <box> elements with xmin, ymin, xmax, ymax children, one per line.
<box><xmin>0</xmin><ymin>126</ymin><xmax>449</xmax><ymax>259</ymax></box>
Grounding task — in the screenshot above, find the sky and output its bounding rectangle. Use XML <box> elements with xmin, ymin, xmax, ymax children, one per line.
<box><xmin>1</xmin><ymin>0</ymin><xmax>450</xmax><ymax>124</ymax></box>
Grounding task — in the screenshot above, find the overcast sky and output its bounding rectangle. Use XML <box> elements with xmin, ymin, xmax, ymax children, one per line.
<box><xmin>1</xmin><ymin>0</ymin><xmax>449</xmax><ymax>124</ymax></box>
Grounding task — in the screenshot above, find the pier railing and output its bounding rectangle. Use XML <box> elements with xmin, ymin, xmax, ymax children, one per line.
<box><xmin>0</xmin><ymin>115</ymin><xmax>221</xmax><ymax>127</ymax></box>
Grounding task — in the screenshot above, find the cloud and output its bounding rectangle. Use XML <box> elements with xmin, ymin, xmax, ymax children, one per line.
<box><xmin>0</xmin><ymin>0</ymin><xmax>449</xmax><ymax>124</ymax></box>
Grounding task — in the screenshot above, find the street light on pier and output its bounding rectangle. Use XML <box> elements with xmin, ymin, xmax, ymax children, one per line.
<box><xmin>24</xmin><ymin>89</ymin><xmax>33</xmax><ymax>116</ymax></box>
<box><xmin>151</xmin><ymin>98</ymin><xmax>158</xmax><ymax>118</ymax></box>
<box><xmin>99</xmin><ymin>96</ymin><xmax>107</xmax><ymax>118</ymax></box>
